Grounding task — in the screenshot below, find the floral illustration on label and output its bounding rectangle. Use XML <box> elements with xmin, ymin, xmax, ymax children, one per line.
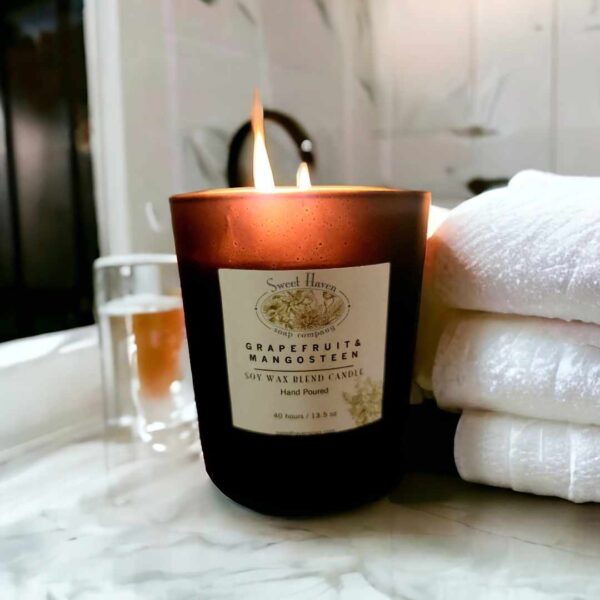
<box><xmin>343</xmin><ymin>378</ymin><xmax>383</xmax><ymax>426</ymax></box>
<box><xmin>260</xmin><ymin>289</ymin><xmax>346</xmax><ymax>332</ymax></box>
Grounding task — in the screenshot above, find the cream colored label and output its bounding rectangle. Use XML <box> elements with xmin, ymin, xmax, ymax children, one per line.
<box><xmin>218</xmin><ymin>264</ymin><xmax>389</xmax><ymax>435</ymax></box>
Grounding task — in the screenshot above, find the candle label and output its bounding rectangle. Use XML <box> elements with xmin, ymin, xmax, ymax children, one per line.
<box><xmin>218</xmin><ymin>263</ymin><xmax>390</xmax><ymax>435</ymax></box>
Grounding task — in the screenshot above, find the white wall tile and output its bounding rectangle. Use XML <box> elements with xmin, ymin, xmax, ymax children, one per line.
<box><xmin>387</xmin><ymin>0</ymin><xmax>473</xmax><ymax>198</ymax></box>
<box><xmin>174</xmin><ymin>39</ymin><xmax>261</xmax><ymax>131</ymax></box>
<box><xmin>556</xmin><ymin>0</ymin><xmax>600</xmax><ymax>175</ymax></box>
<box><xmin>90</xmin><ymin>0</ymin><xmax>600</xmax><ymax>254</ymax></box>
<box><xmin>386</xmin><ymin>0</ymin><xmax>559</xmax><ymax>199</ymax></box>
<box><xmin>118</xmin><ymin>0</ymin><xmax>175</xmax><ymax>252</ymax></box>
<box><xmin>169</xmin><ymin>0</ymin><xmax>261</xmax><ymax>57</ymax></box>
<box><xmin>468</xmin><ymin>0</ymin><xmax>554</xmax><ymax>182</ymax></box>
<box><xmin>258</xmin><ymin>0</ymin><xmax>339</xmax><ymax>74</ymax></box>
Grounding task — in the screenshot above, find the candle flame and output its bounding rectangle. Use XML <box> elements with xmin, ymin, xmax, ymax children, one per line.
<box><xmin>251</xmin><ymin>89</ymin><xmax>275</xmax><ymax>191</ymax></box>
<box><xmin>296</xmin><ymin>161</ymin><xmax>312</xmax><ymax>190</ymax></box>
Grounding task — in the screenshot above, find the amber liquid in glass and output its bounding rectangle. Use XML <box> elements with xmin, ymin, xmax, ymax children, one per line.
<box><xmin>132</xmin><ymin>306</ymin><xmax>185</xmax><ymax>399</ymax></box>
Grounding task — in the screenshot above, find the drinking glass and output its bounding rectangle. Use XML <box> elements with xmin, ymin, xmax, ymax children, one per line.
<box><xmin>94</xmin><ymin>254</ymin><xmax>197</xmax><ymax>453</ymax></box>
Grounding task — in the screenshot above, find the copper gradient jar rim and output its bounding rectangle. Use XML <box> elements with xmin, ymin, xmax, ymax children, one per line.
<box><xmin>170</xmin><ymin>186</ymin><xmax>430</xmax><ymax>203</ymax></box>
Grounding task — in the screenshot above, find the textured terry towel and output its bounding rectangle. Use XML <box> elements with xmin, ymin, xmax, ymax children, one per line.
<box><xmin>455</xmin><ymin>410</ymin><xmax>600</xmax><ymax>503</ymax></box>
<box><xmin>433</xmin><ymin>312</ymin><xmax>600</xmax><ymax>425</ymax></box>
<box><xmin>432</xmin><ymin>170</ymin><xmax>600</xmax><ymax>326</ymax></box>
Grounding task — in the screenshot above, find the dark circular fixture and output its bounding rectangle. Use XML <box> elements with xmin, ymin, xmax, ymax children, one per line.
<box><xmin>227</xmin><ymin>109</ymin><xmax>316</xmax><ymax>187</ymax></box>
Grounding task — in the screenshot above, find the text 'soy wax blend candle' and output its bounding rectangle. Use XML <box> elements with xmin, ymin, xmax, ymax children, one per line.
<box><xmin>170</xmin><ymin>92</ymin><xmax>430</xmax><ymax>515</ymax></box>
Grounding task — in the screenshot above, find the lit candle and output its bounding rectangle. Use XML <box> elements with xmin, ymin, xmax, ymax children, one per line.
<box><xmin>170</xmin><ymin>92</ymin><xmax>430</xmax><ymax>515</ymax></box>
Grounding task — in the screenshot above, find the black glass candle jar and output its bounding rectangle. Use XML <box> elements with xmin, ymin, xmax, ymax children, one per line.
<box><xmin>170</xmin><ymin>186</ymin><xmax>429</xmax><ymax>515</ymax></box>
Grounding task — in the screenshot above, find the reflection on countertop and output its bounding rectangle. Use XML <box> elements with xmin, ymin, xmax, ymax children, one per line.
<box><xmin>2</xmin><ymin>430</ymin><xmax>600</xmax><ymax>599</ymax></box>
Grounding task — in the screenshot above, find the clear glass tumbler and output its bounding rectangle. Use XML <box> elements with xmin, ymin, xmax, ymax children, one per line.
<box><xmin>94</xmin><ymin>254</ymin><xmax>197</xmax><ymax>453</ymax></box>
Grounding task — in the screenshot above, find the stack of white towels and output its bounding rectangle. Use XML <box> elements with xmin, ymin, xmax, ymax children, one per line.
<box><xmin>418</xmin><ymin>170</ymin><xmax>600</xmax><ymax>503</ymax></box>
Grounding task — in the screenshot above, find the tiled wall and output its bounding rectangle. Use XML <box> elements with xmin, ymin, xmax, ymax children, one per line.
<box><xmin>96</xmin><ymin>0</ymin><xmax>600</xmax><ymax>253</ymax></box>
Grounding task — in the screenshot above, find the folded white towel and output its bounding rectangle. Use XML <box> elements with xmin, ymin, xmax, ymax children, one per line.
<box><xmin>510</xmin><ymin>169</ymin><xmax>600</xmax><ymax>194</ymax></box>
<box><xmin>433</xmin><ymin>312</ymin><xmax>600</xmax><ymax>425</ymax></box>
<box><xmin>432</xmin><ymin>170</ymin><xmax>600</xmax><ymax>325</ymax></box>
<box><xmin>455</xmin><ymin>410</ymin><xmax>600</xmax><ymax>503</ymax></box>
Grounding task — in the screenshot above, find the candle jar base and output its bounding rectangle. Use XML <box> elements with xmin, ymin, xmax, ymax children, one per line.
<box><xmin>202</xmin><ymin>424</ymin><xmax>404</xmax><ymax>516</ymax></box>
<box><xmin>209</xmin><ymin>470</ymin><xmax>400</xmax><ymax>517</ymax></box>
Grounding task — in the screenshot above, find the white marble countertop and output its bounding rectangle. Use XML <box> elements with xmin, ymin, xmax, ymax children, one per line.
<box><xmin>2</xmin><ymin>432</ymin><xmax>600</xmax><ymax>599</ymax></box>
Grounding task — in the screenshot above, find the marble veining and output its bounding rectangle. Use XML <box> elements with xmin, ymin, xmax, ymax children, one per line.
<box><xmin>2</xmin><ymin>429</ymin><xmax>600</xmax><ymax>599</ymax></box>
<box><xmin>311</xmin><ymin>0</ymin><xmax>333</xmax><ymax>31</ymax></box>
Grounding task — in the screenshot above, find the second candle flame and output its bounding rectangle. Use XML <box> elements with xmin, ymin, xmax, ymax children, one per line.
<box><xmin>251</xmin><ymin>90</ymin><xmax>275</xmax><ymax>192</ymax></box>
<box><xmin>296</xmin><ymin>161</ymin><xmax>312</xmax><ymax>190</ymax></box>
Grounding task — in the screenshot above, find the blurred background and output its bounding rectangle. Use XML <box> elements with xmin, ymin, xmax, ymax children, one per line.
<box><xmin>2</xmin><ymin>0</ymin><xmax>600</xmax><ymax>342</ymax></box>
